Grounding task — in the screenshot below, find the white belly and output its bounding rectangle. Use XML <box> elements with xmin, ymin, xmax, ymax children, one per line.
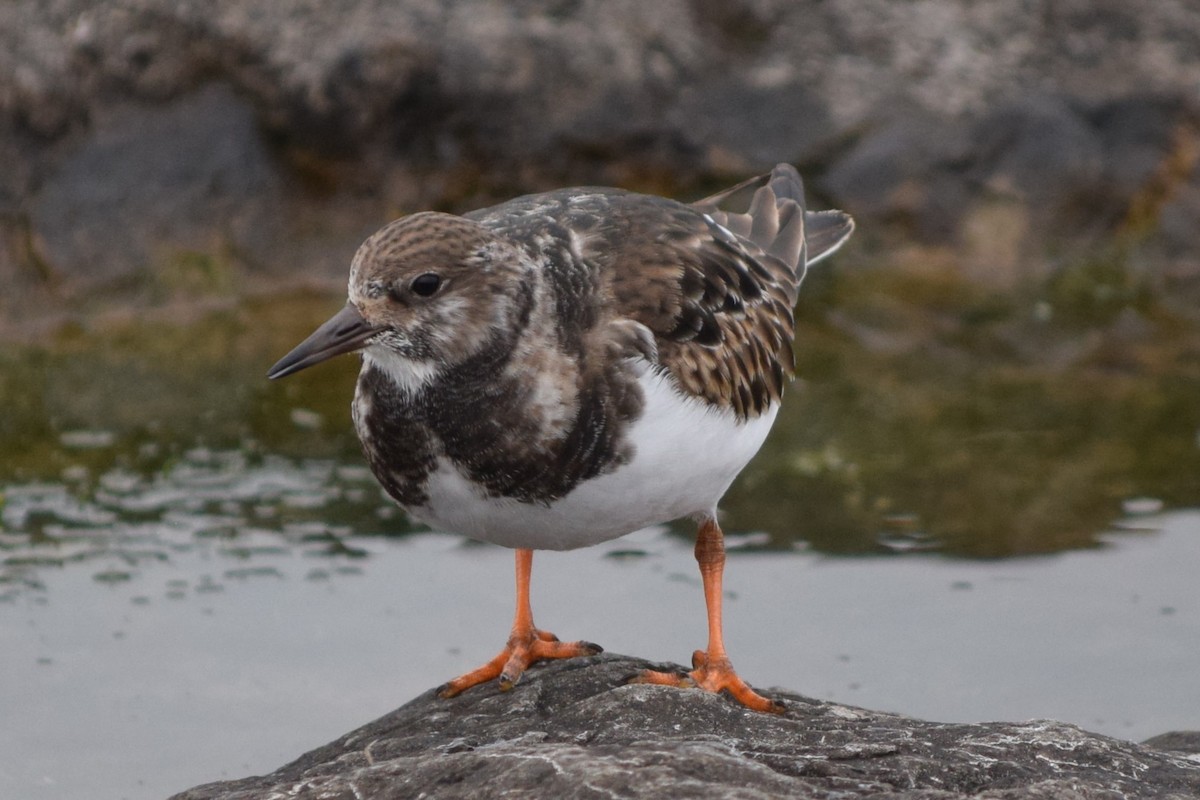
<box><xmin>409</xmin><ymin>367</ymin><xmax>780</xmax><ymax>550</ymax></box>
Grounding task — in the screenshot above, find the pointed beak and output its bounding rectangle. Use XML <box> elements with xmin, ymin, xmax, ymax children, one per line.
<box><xmin>267</xmin><ymin>302</ymin><xmax>380</xmax><ymax>380</ymax></box>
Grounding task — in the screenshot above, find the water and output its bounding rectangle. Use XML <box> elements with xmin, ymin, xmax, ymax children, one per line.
<box><xmin>3</xmin><ymin>502</ymin><xmax>1198</xmax><ymax>799</ymax></box>
<box><xmin>1</xmin><ymin>287</ymin><xmax>1198</xmax><ymax>799</ymax></box>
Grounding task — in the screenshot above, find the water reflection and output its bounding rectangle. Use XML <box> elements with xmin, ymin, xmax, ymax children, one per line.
<box><xmin>1</xmin><ymin>284</ymin><xmax>1198</xmax><ymax>581</ymax></box>
<box><xmin>0</xmin><ymin>446</ymin><xmax>403</xmax><ymax>602</ymax></box>
<box><xmin>723</xmin><ymin>264</ymin><xmax>1200</xmax><ymax>555</ymax></box>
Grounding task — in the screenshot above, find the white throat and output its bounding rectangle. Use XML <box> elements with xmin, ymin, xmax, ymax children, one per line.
<box><xmin>363</xmin><ymin>346</ymin><xmax>439</xmax><ymax>396</ymax></box>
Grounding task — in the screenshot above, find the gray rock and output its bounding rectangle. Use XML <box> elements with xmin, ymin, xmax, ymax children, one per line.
<box><xmin>822</xmin><ymin>113</ymin><xmax>973</xmax><ymax>241</ymax></box>
<box><xmin>1144</xmin><ymin>731</ymin><xmax>1200</xmax><ymax>756</ymax></box>
<box><xmin>970</xmin><ymin>96</ymin><xmax>1105</xmax><ymax>221</ymax></box>
<box><xmin>170</xmin><ymin>653</ymin><xmax>1200</xmax><ymax>800</ymax></box>
<box><xmin>27</xmin><ymin>84</ymin><xmax>282</xmax><ymax>284</ymax></box>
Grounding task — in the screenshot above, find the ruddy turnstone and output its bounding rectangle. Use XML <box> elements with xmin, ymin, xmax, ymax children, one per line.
<box><xmin>268</xmin><ymin>164</ymin><xmax>853</xmax><ymax>712</ymax></box>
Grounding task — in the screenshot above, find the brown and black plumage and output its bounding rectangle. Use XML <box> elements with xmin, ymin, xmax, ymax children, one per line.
<box><xmin>268</xmin><ymin>164</ymin><xmax>854</xmax><ymax>712</ymax></box>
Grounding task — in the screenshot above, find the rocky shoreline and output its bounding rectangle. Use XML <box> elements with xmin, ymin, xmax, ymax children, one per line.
<box><xmin>3</xmin><ymin>0</ymin><xmax>1198</xmax><ymax>332</ymax></box>
<box><xmin>170</xmin><ymin>653</ymin><xmax>1200</xmax><ymax>800</ymax></box>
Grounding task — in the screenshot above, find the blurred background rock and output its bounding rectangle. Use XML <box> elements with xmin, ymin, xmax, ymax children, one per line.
<box><xmin>2</xmin><ymin>0</ymin><xmax>1198</xmax><ymax>328</ymax></box>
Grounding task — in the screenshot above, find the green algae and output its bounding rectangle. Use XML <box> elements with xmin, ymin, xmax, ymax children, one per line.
<box><xmin>724</xmin><ymin>254</ymin><xmax>1200</xmax><ymax>555</ymax></box>
<box><xmin>1</xmin><ymin>261</ymin><xmax>1197</xmax><ymax>559</ymax></box>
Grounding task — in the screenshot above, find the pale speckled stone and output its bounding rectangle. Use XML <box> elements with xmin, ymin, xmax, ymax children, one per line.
<box><xmin>169</xmin><ymin>653</ymin><xmax>1200</xmax><ymax>800</ymax></box>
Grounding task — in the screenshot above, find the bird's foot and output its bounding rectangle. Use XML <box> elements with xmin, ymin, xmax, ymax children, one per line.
<box><xmin>630</xmin><ymin>650</ymin><xmax>784</xmax><ymax>713</ymax></box>
<box><xmin>437</xmin><ymin>628</ymin><xmax>602</xmax><ymax>698</ymax></box>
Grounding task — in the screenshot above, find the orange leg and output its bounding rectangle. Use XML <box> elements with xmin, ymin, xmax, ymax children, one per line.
<box><xmin>438</xmin><ymin>548</ymin><xmax>602</xmax><ymax>698</ymax></box>
<box><xmin>632</xmin><ymin>517</ymin><xmax>783</xmax><ymax>713</ymax></box>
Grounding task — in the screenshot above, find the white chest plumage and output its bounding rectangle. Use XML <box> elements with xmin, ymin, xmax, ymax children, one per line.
<box><xmin>407</xmin><ymin>365</ymin><xmax>780</xmax><ymax>550</ymax></box>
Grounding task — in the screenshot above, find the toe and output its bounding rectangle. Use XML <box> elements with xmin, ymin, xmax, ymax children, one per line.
<box><xmin>721</xmin><ymin>683</ymin><xmax>783</xmax><ymax>714</ymax></box>
<box><xmin>627</xmin><ymin>668</ymin><xmax>693</xmax><ymax>688</ymax></box>
<box><xmin>438</xmin><ymin>629</ymin><xmax>599</xmax><ymax>699</ymax></box>
<box><xmin>635</xmin><ymin>653</ymin><xmax>781</xmax><ymax>713</ymax></box>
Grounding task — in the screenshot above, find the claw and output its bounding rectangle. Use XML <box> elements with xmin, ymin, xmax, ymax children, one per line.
<box><xmin>438</xmin><ymin>627</ymin><xmax>600</xmax><ymax>699</ymax></box>
<box><xmin>630</xmin><ymin>655</ymin><xmax>782</xmax><ymax>713</ymax></box>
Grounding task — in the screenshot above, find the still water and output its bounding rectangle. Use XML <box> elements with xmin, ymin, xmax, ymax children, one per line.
<box><xmin>1</xmin><ymin>287</ymin><xmax>1198</xmax><ymax>799</ymax></box>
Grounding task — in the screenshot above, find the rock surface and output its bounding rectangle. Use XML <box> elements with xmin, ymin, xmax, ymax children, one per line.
<box><xmin>3</xmin><ymin>0</ymin><xmax>1200</xmax><ymax>329</ymax></box>
<box><xmin>171</xmin><ymin>653</ymin><xmax>1200</xmax><ymax>800</ymax></box>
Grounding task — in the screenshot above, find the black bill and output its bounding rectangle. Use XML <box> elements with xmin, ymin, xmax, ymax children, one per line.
<box><xmin>267</xmin><ymin>302</ymin><xmax>380</xmax><ymax>380</ymax></box>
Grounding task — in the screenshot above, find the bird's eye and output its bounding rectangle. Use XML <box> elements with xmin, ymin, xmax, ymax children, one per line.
<box><xmin>410</xmin><ymin>273</ymin><xmax>442</xmax><ymax>297</ymax></box>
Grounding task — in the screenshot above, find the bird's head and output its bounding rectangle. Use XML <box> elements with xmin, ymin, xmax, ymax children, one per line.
<box><xmin>267</xmin><ymin>212</ymin><xmax>529</xmax><ymax>385</ymax></box>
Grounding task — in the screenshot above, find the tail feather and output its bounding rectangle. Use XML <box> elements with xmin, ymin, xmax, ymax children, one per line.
<box><xmin>770</xmin><ymin>202</ymin><xmax>805</xmax><ymax>264</ymax></box>
<box><xmin>692</xmin><ymin>164</ymin><xmax>854</xmax><ymax>270</ymax></box>
<box><xmin>747</xmin><ymin>180</ymin><xmax>781</xmax><ymax>250</ymax></box>
<box><xmin>804</xmin><ymin>210</ymin><xmax>855</xmax><ymax>265</ymax></box>
<box><xmin>693</xmin><ymin>171</ymin><xmax>772</xmax><ymax>211</ymax></box>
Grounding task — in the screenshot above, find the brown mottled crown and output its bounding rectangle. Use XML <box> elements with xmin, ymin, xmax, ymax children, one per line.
<box><xmin>345</xmin><ymin>211</ymin><xmax>536</xmax><ymax>367</ymax></box>
<box><xmin>349</xmin><ymin>212</ymin><xmax>496</xmax><ymax>298</ymax></box>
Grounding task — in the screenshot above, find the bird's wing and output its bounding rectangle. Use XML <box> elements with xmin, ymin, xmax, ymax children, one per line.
<box><xmin>471</xmin><ymin>165</ymin><xmax>854</xmax><ymax>419</ymax></box>
<box><xmin>596</xmin><ymin>165</ymin><xmax>833</xmax><ymax>418</ymax></box>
